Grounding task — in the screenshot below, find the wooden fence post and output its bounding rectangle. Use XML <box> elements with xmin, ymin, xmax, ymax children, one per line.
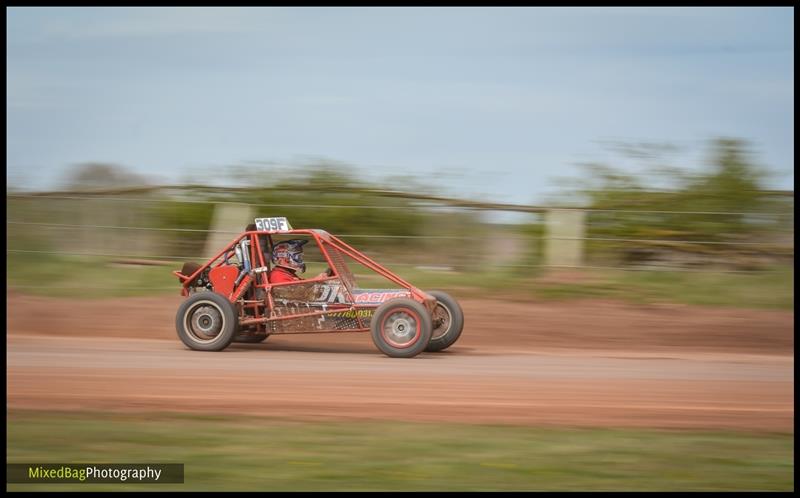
<box><xmin>544</xmin><ymin>209</ymin><xmax>586</xmax><ymax>267</ymax></box>
<box><xmin>204</xmin><ymin>203</ymin><xmax>255</xmax><ymax>259</ymax></box>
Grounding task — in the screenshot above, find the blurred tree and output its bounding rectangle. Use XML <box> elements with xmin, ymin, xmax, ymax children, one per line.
<box><xmin>682</xmin><ymin>138</ymin><xmax>765</xmax><ymax>212</ymax></box>
<box><xmin>238</xmin><ymin>162</ymin><xmax>430</xmax><ymax>246</ymax></box>
<box><xmin>153</xmin><ymin>200</ymin><xmax>216</xmax><ymax>258</ymax></box>
<box><xmin>150</xmin><ymin>160</ymin><xmax>468</xmax><ymax>262</ymax></box>
<box><xmin>559</xmin><ymin>138</ymin><xmax>783</xmax><ymax>267</ymax></box>
<box><xmin>63</xmin><ymin>162</ymin><xmax>149</xmax><ymax>190</ymax></box>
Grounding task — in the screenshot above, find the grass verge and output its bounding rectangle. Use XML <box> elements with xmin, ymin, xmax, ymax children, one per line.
<box><xmin>6</xmin><ymin>410</ymin><xmax>794</xmax><ymax>491</ymax></box>
<box><xmin>6</xmin><ymin>252</ymin><xmax>793</xmax><ymax>309</ymax></box>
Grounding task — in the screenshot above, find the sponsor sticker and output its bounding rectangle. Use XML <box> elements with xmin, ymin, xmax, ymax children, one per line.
<box><xmin>310</xmin><ymin>286</ymin><xmax>410</xmax><ymax>305</ymax></box>
<box><xmin>329</xmin><ymin>309</ymin><xmax>374</xmax><ymax>318</ymax></box>
<box><xmin>352</xmin><ymin>290</ymin><xmax>410</xmax><ymax>305</ymax></box>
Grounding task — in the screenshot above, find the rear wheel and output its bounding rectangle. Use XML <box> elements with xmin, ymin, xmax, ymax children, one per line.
<box><xmin>175</xmin><ymin>292</ymin><xmax>237</xmax><ymax>351</ymax></box>
<box><xmin>370</xmin><ymin>298</ymin><xmax>432</xmax><ymax>358</ymax></box>
<box><xmin>425</xmin><ymin>291</ymin><xmax>465</xmax><ymax>352</ymax></box>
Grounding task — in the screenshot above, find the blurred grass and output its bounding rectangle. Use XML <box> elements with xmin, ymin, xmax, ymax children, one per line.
<box><xmin>526</xmin><ymin>266</ymin><xmax>794</xmax><ymax>310</ymax></box>
<box><xmin>6</xmin><ymin>253</ymin><xmax>178</xmax><ymax>299</ymax></box>
<box><xmin>316</xmin><ymin>263</ymin><xmax>793</xmax><ymax>310</ymax></box>
<box><xmin>6</xmin><ymin>410</ymin><xmax>793</xmax><ymax>491</ymax></box>
<box><xmin>6</xmin><ymin>252</ymin><xmax>793</xmax><ymax>309</ymax></box>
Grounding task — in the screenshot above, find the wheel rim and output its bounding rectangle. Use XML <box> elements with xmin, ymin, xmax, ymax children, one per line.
<box><xmin>431</xmin><ymin>302</ymin><xmax>452</xmax><ymax>341</ymax></box>
<box><xmin>184</xmin><ymin>301</ymin><xmax>225</xmax><ymax>344</ymax></box>
<box><xmin>380</xmin><ymin>308</ymin><xmax>421</xmax><ymax>348</ymax></box>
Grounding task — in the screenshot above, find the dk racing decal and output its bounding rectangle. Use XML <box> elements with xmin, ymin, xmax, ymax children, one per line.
<box><xmin>313</xmin><ymin>283</ymin><xmax>347</xmax><ymax>304</ymax></box>
<box><xmin>312</xmin><ymin>284</ymin><xmax>410</xmax><ymax>305</ymax></box>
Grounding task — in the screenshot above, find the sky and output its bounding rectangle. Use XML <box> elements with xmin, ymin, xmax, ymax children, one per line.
<box><xmin>6</xmin><ymin>7</ymin><xmax>795</xmax><ymax>205</ymax></box>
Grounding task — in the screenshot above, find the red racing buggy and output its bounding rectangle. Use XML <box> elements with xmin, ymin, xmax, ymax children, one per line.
<box><xmin>173</xmin><ymin>217</ymin><xmax>464</xmax><ymax>358</ymax></box>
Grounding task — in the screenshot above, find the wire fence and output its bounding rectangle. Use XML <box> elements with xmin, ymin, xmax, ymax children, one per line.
<box><xmin>9</xmin><ymin>248</ymin><xmax>785</xmax><ymax>274</ymax></box>
<box><xmin>5</xmin><ymin>220</ymin><xmax>795</xmax><ymax>247</ymax></box>
<box><xmin>7</xmin><ymin>188</ymin><xmax>794</xmax><ymax>284</ymax></box>
<box><xmin>6</xmin><ymin>191</ymin><xmax>792</xmax><ymax>217</ymax></box>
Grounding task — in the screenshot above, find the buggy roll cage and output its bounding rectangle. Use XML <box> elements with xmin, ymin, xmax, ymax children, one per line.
<box><xmin>173</xmin><ymin>228</ymin><xmax>434</xmax><ymax>306</ymax></box>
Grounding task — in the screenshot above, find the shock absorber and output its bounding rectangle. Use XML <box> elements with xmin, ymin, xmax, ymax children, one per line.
<box><xmin>230</xmin><ymin>273</ymin><xmax>253</xmax><ymax>302</ymax></box>
<box><xmin>234</xmin><ymin>239</ymin><xmax>253</xmax><ymax>287</ymax></box>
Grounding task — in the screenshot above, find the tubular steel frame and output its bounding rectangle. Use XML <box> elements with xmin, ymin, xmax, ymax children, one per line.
<box><xmin>173</xmin><ymin>228</ymin><xmax>435</xmax><ymax>335</ymax></box>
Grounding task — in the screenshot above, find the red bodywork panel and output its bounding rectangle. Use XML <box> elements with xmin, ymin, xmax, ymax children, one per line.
<box><xmin>209</xmin><ymin>265</ymin><xmax>239</xmax><ymax>297</ymax></box>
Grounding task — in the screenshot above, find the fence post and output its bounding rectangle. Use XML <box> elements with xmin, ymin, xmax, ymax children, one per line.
<box><xmin>544</xmin><ymin>209</ymin><xmax>586</xmax><ymax>268</ymax></box>
<box><xmin>204</xmin><ymin>203</ymin><xmax>255</xmax><ymax>259</ymax></box>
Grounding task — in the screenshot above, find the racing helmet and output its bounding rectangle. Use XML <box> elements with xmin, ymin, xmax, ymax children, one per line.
<box><xmin>271</xmin><ymin>239</ymin><xmax>308</xmax><ymax>274</ymax></box>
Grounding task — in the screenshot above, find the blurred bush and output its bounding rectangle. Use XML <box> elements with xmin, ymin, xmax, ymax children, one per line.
<box><xmin>562</xmin><ymin>138</ymin><xmax>793</xmax><ymax>269</ymax></box>
<box><xmin>153</xmin><ymin>200</ymin><xmax>216</xmax><ymax>258</ymax></box>
<box><xmin>238</xmin><ymin>164</ymin><xmax>429</xmax><ymax>248</ymax></box>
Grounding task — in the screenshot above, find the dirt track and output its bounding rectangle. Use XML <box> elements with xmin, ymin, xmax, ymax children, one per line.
<box><xmin>6</xmin><ymin>294</ymin><xmax>795</xmax><ymax>431</ymax></box>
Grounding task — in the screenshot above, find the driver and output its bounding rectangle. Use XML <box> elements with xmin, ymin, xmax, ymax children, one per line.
<box><xmin>268</xmin><ymin>239</ymin><xmax>331</xmax><ymax>283</ymax></box>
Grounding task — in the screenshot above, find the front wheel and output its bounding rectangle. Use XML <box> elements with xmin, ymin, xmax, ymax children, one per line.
<box><xmin>370</xmin><ymin>298</ymin><xmax>432</xmax><ymax>358</ymax></box>
<box><xmin>175</xmin><ymin>292</ymin><xmax>238</xmax><ymax>351</ymax></box>
<box><xmin>425</xmin><ymin>291</ymin><xmax>465</xmax><ymax>352</ymax></box>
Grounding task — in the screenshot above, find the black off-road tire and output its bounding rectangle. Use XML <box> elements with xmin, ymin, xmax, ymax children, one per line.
<box><xmin>424</xmin><ymin>291</ymin><xmax>465</xmax><ymax>352</ymax></box>
<box><xmin>175</xmin><ymin>292</ymin><xmax>238</xmax><ymax>351</ymax></box>
<box><xmin>370</xmin><ymin>298</ymin><xmax>432</xmax><ymax>358</ymax></box>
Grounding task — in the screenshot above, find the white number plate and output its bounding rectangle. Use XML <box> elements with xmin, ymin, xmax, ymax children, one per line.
<box><xmin>254</xmin><ymin>217</ymin><xmax>292</xmax><ymax>232</ymax></box>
